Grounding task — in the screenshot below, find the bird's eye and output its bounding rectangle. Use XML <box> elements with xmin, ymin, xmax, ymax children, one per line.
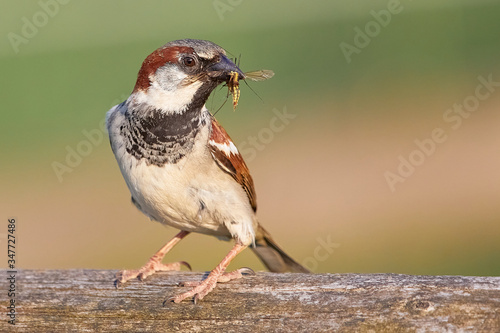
<box><xmin>182</xmin><ymin>56</ymin><xmax>196</xmax><ymax>67</ymax></box>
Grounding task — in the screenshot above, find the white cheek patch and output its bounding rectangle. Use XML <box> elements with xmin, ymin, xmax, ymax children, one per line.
<box><xmin>134</xmin><ymin>79</ymin><xmax>204</xmax><ymax>114</ymax></box>
<box><xmin>155</xmin><ymin>66</ymin><xmax>187</xmax><ymax>92</ymax></box>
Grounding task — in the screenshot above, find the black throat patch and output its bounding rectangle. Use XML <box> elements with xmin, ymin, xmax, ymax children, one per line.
<box><xmin>121</xmin><ymin>105</ymin><xmax>203</xmax><ymax>166</ymax></box>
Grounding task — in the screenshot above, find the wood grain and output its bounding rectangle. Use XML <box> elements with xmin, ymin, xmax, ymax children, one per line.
<box><xmin>1</xmin><ymin>270</ymin><xmax>499</xmax><ymax>332</ymax></box>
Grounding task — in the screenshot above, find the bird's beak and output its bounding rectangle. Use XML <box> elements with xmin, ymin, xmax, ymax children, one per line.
<box><xmin>208</xmin><ymin>54</ymin><xmax>245</xmax><ymax>82</ymax></box>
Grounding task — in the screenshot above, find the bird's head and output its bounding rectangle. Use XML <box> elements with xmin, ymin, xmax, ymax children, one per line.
<box><xmin>131</xmin><ymin>39</ymin><xmax>245</xmax><ymax>112</ymax></box>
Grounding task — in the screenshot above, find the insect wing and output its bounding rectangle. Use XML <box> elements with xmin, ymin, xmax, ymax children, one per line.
<box><xmin>244</xmin><ymin>70</ymin><xmax>275</xmax><ymax>81</ymax></box>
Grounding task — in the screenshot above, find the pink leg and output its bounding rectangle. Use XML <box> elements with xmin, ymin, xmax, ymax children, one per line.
<box><xmin>168</xmin><ymin>242</ymin><xmax>249</xmax><ymax>304</ymax></box>
<box><xmin>180</xmin><ymin>267</ymin><xmax>255</xmax><ymax>287</ymax></box>
<box><xmin>115</xmin><ymin>230</ymin><xmax>190</xmax><ymax>286</ymax></box>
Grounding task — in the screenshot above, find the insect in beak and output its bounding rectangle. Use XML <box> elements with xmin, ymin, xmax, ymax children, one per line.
<box><xmin>228</xmin><ymin>71</ymin><xmax>241</xmax><ymax>110</ymax></box>
<box><xmin>227</xmin><ymin>69</ymin><xmax>275</xmax><ymax>111</ymax></box>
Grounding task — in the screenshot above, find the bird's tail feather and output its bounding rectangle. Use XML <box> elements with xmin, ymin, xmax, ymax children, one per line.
<box><xmin>251</xmin><ymin>224</ymin><xmax>310</xmax><ymax>273</ymax></box>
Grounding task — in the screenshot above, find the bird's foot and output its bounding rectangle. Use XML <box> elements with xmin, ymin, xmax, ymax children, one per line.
<box><xmin>115</xmin><ymin>257</ymin><xmax>191</xmax><ymax>287</ymax></box>
<box><xmin>167</xmin><ymin>267</ymin><xmax>254</xmax><ymax>303</ymax></box>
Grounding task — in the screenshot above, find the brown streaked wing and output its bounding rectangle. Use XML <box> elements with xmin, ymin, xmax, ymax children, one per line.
<box><xmin>208</xmin><ymin>116</ymin><xmax>257</xmax><ymax>212</ymax></box>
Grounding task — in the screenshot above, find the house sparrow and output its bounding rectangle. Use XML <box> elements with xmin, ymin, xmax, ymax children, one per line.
<box><xmin>106</xmin><ymin>39</ymin><xmax>309</xmax><ymax>303</ymax></box>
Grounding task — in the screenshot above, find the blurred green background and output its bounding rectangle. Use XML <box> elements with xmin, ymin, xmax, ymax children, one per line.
<box><xmin>1</xmin><ymin>0</ymin><xmax>499</xmax><ymax>276</ymax></box>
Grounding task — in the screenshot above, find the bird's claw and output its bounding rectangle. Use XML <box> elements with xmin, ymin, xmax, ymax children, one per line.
<box><xmin>114</xmin><ymin>260</ymin><xmax>192</xmax><ymax>287</ymax></box>
<box><xmin>167</xmin><ymin>267</ymin><xmax>253</xmax><ymax>303</ymax></box>
<box><xmin>179</xmin><ymin>261</ymin><xmax>192</xmax><ymax>271</ymax></box>
<box><xmin>238</xmin><ymin>267</ymin><xmax>255</xmax><ymax>276</ymax></box>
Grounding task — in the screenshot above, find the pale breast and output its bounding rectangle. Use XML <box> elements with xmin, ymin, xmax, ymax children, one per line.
<box><xmin>107</xmin><ymin>103</ymin><xmax>257</xmax><ymax>244</ymax></box>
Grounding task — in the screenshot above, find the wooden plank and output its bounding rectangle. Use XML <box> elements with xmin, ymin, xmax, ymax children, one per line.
<box><xmin>1</xmin><ymin>270</ymin><xmax>499</xmax><ymax>332</ymax></box>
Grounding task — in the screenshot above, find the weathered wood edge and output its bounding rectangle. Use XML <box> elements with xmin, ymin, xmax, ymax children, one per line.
<box><xmin>1</xmin><ymin>270</ymin><xmax>499</xmax><ymax>332</ymax></box>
